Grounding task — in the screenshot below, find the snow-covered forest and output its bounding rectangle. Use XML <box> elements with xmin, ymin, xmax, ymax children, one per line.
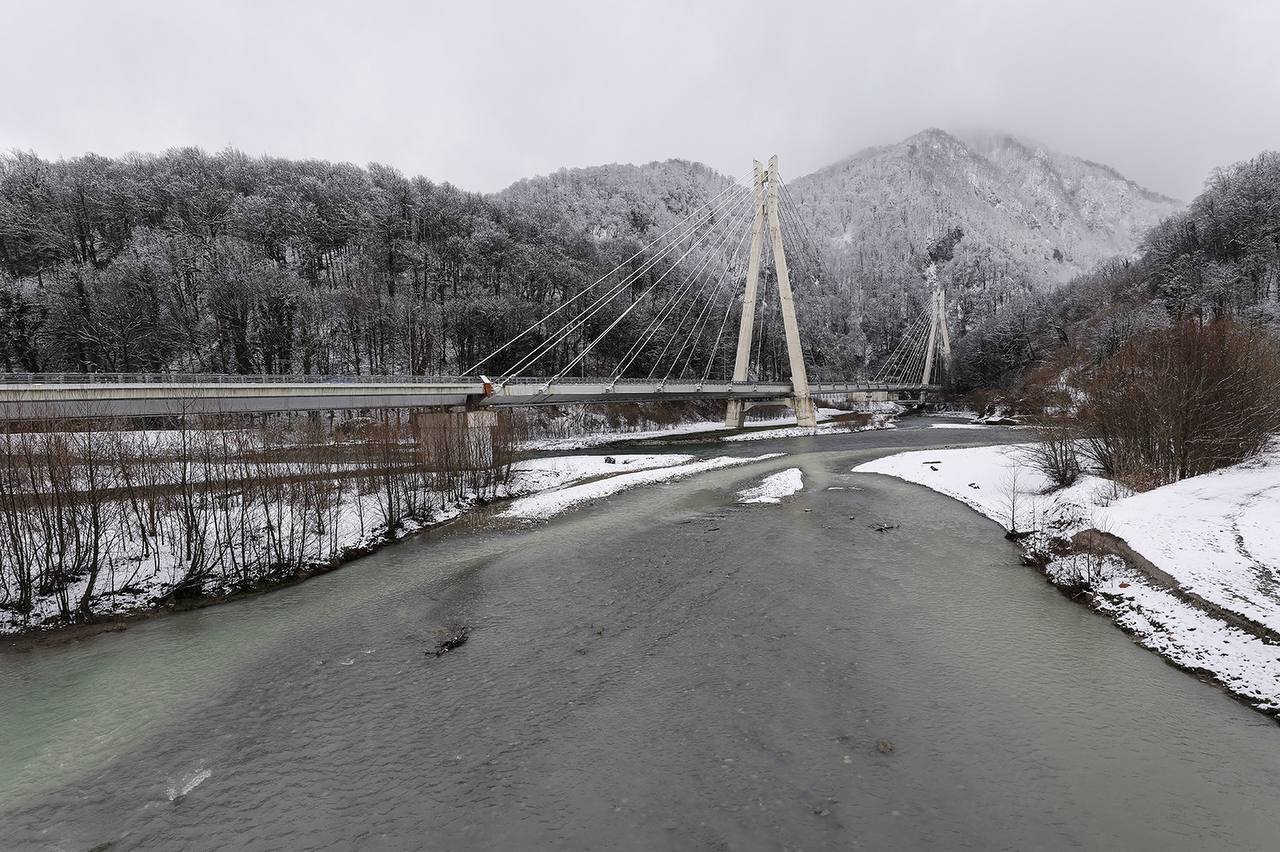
<box><xmin>786</xmin><ymin>128</ymin><xmax>1182</xmax><ymax>369</ymax></box>
<box><xmin>954</xmin><ymin>150</ymin><xmax>1280</xmax><ymax>389</ymax></box>
<box><xmin>0</xmin><ymin>130</ymin><xmax>1185</xmax><ymax>381</ymax></box>
<box><xmin>0</xmin><ymin>152</ymin><xmax>747</xmax><ymax>377</ymax></box>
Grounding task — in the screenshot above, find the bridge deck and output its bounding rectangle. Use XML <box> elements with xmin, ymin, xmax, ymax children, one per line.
<box><xmin>0</xmin><ymin>374</ymin><xmax>938</xmax><ymax>419</ymax></box>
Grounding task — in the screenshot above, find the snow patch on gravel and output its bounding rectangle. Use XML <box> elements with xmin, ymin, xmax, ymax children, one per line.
<box><xmin>501</xmin><ymin>453</ymin><xmax>786</xmax><ymax>521</ymax></box>
<box><xmin>737</xmin><ymin>468</ymin><xmax>804</xmax><ymax>504</ymax></box>
<box><xmin>721</xmin><ymin>413</ymin><xmax>896</xmax><ymax>443</ymax></box>
<box><xmin>520</xmin><ymin>409</ymin><xmax>849</xmax><ymax>451</ymax></box>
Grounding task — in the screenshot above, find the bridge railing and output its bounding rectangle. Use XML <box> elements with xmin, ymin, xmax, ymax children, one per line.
<box><xmin>0</xmin><ymin>372</ymin><xmax>940</xmax><ymax>394</ymax></box>
<box><xmin>495</xmin><ymin>376</ymin><xmax>794</xmax><ymax>386</ymax></box>
<box><xmin>0</xmin><ymin>373</ymin><xmax>477</xmax><ymax>385</ymax></box>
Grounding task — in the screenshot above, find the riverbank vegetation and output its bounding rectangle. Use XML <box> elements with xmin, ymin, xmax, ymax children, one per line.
<box><xmin>0</xmin><ymin>410</ymin><xmax>519</xmax><ymax>632</ymax></box>
<box><xmin>0</xmin><ymin>151</ymin><xmax>841</xmax><ymax>381</ymax></box>
<box><xmin>1014</xmin><ymin>319</ymin><xmax>1280</xmax><ymax>493</ymax></box>
<box><xmin>954</xmin><ymin>151</ymin><xmax>1280</xmax><ymax>492</ymax></box>
<box><xmin>0</xmin><ymin>397</ymin><xmax>841</xmax><ymax>634</ymax></box>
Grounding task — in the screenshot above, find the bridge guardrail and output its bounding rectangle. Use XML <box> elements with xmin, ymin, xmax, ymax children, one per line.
<box><xmin>0</xmin><ymin>373</ymin><xmax>477</xmax><ymax>385</ymax></box>
<box><xmin>0</xmin><ymin>372</ymin><xmax>940</xmax><ymax>393</ymax></box>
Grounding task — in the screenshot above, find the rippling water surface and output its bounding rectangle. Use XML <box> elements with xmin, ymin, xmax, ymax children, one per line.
<box><xmin>3</xmin><ymin>424</ymin><xmax>1278</xmax><ymax>851</ymax></box>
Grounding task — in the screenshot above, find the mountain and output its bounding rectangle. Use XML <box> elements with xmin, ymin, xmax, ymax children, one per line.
<box><xmin>950</xmin><ymin>149</ymin><xmax>1280</xmax><ymax>390</ymax></box>
<box><xmin>0</xmin><ymin>132</ymin><xmax>1182</xmax><ymax>380</ymax></box>
<box><xmin>786</xmin><ymin>129</ymin><xmax>1182</xmax><ymax>365</ymax></box>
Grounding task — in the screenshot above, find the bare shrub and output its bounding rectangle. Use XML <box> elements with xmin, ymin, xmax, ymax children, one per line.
<box><xmin>1023</xmin><ymin>417</ymin><xmax>1082</xmax><ymax>490</ymax></box>
<box><xmin>1056</xmin><ymin>522</ymin><xmax>1118</xmax><ymax>593</ymax></box>
<box><xmin>999</xmin><ymin>466</ymin><xmax>1023</xmax><ymax>534</ymax></box>
<box><xmin>1078</xmin><ymin>320</ymin><xmax>1280</xmax><ymax>490</ymax></box>
<box><xmin>1055</xmin><ymin>549</ymin><xmax>1111</xmax><ymax>592</ymax></box>
<box><xmin>0</xmin><ymin>402</ymin><xmax>521</xmax><ymax>629</ymax></box>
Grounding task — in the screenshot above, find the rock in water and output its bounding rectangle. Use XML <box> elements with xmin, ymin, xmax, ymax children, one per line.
<box><xmin>432</xmin><ymin>624</ymin><xmax>471</xmax><ymax>657</ymax></box>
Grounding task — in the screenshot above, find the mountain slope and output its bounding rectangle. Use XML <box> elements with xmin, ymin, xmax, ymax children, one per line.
<box><xmin>786</xmin><ymin>129</ymin><xmax>1181</xmax><ymax>366</ymax></box>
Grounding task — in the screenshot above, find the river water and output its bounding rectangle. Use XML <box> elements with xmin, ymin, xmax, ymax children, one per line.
<box><xmin>2</xmin><ymin>422</ymin><xmax>1278</xmax><ymax>851</ymax></box>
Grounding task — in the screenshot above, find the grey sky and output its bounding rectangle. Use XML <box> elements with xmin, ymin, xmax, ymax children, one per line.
<box><xmin>2</xmin><ymin>0</ymin><xmax>1276</xmax><ymax>200</ymax></box>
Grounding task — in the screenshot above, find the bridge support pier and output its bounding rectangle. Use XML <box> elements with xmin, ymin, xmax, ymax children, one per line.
<box><xmin>724</xmin><ymin>399</ymin><xmax>746</xmax><ymax>429</ymax></box>
<box><xmin>791</xmin><ymin>394</ymin><xmax>816</xmax><ymax>426</ymax></box>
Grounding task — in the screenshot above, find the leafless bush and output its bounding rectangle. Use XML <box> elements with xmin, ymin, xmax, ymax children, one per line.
<box><xmin>1056</xmin><ymin>549</ymin><xmax>1111</xmax><ymax>592</ymax></box>
<box><xmin>0</xmin><ymin>404</ymin><xmax>519</xmax><ymax>630</ymax></box>
<box><xmin>1056</xmin><ymin>523</ymin><xmax>1117</xmax><ymax>592</ymax></box>
<box><xmin>1022</xmin><ymin>417</ymin><xmax>1082</xmax><ymax>490</ymax></box>
<box><xmin>999</xmin><ymin>466</ymin><xmax>1023</xmax><ymax>534</ymax></box>
<box><xmin>1078</xmin><ymin>320</ymin><xmax>1280</xmax><ymax>489</ymax></box>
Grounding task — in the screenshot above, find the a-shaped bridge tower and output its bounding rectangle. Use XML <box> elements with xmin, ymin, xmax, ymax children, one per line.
<box><xmin>725</xmin><ymin>156</ymin><xmax>816</xmax><ymax>428</ymax></box>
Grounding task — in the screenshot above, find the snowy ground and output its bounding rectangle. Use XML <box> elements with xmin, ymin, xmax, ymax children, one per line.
<box><xmin>854</xmin><ymin>444</ymin><xmax>1280</xmax><ymax>714</ymax></box>
<box><xmin>520</xmin><ymin>407</ymin><xmax>855</xmax><ymax>451</ymax></box>
<box><xmin>853</xmin><ymin>444</ymin><xmax>1109</xmax><ymax>536</ymax></box>
<box><xmin>1102</xmin><ymin>452</ymin><xmax>1280</xmax><ymax>635</ymax></box>
<box><xmin>736</xmin><ymin>468</ymin><xmax>804</xmax><ymax>504</ymax></box>
<box><xmin>719</xmin><ymin>412</ymin><xmax>896</xmax><ymax>443</ymax></box>
<box><xmin>521</xmin><ymin>421</ymin><xmax>741</xmax><ymax>451</ymax></box>
<box><xmin>504</xmin><ymin>453</ymin><xmax>693</xmax><ymax>495</ymax></box>
<box><xmin>501</xmin><ymin>453</ymin><xmax>785</xmax><ymax>521</ymax></box>
<box><xmin>1075</xmin><ymin>558</ymin><xmax>1280</xmax><ymax>713</ymax></box>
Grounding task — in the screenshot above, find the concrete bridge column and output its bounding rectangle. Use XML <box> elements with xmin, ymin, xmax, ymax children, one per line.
<box><xmin>725</xmin><ymin>160</ymin><xmax>767</xmax><ymax>429</ymax></box>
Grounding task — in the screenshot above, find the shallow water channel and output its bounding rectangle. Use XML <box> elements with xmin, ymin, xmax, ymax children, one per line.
<box><xmin>2</xmin><ymin>422</ymin><xmax>1278</xmax><ymax>850</ymax></box>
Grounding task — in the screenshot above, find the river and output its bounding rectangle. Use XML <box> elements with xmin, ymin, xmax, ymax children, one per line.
<box><xmin>2</xmin><ymin>421</ymin><xmax>1278</xmax><ymax>851</ymax></box>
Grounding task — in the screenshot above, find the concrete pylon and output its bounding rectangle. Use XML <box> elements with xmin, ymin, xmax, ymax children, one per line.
<box><xmin>725</xmin><ymin>156</ymin><xmax>816</xmax><ymax>428</ymax></box>
<box><xmin>921</xmin><ymin>290</ymin><xmax>939</xmax><ymax>387</ymax></box>
<box><xmin>725</xmin><ymin>161</ymin><xmax>767</xmax><ymax>428</ymax></box>
<box><xmin>937</xmin><ymin>287</ymin><xmax>952</xmax><ymax>360</ymax></box>
<box><xmin>920</xmin><ymin>279</ymin><xmax>951</xmax><ymax>386</ymax></box>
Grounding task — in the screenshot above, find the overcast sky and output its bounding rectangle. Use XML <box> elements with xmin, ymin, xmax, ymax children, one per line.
<box><xmin>2</xmin><ymin>0</ymin><xmax>1276</xmax><ymax>200</ymax></box>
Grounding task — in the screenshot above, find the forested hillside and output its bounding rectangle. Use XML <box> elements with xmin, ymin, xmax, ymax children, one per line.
<box><xmin>0</xmin><ymin>151</ymin><xmax>731</xmax><ymax>376</ymax></box>
<box><xmin>0</xmin><ymin>131</ymin><xmax>1181</xmax><ymax>380</ymax></box>
<box><xmin>954</xmin><ymin>150</ymin><xmax>1280</xmax><ymax>390</ymax></box>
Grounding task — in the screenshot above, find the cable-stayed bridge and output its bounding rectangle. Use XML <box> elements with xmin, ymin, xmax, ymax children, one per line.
<box><xmin>0</xmin><ymin>156</ymin><xmax>950</xmax><ymax>423</ymax></box>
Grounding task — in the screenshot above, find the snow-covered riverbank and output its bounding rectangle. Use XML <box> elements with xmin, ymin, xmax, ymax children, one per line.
<box><xmin>502</xmin><ymin>453</ymin><xmax>785</xmax><ymax>520</ymax></box>
<box><xmin>4</xmin><ymin>401</ymin><xmax>887</xmax><ymax>637</ymax></box>
<box><xmin>853</xmin><ymin>444</ymin><xmax>1280</xmax><ymax>714</ymax></box>
<box><xmin>0</xmin><ymin>452</ymin><xmax>704</xmax><ymax>636</ymax></box>
<box><xmin>520</xmin><ymin>407</ymin><xmax>888</xmax><ymax>451</ymax></box>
